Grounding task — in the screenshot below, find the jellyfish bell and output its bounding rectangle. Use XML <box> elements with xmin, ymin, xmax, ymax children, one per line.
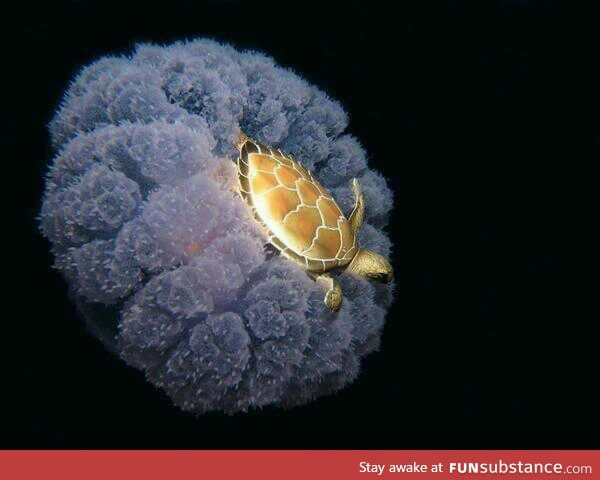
<box><xmin>40</xmin><ymin>39</ymin><xmax>395</xmax><ymax>414</ymax></box>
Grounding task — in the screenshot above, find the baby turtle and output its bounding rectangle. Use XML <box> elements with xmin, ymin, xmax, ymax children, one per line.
<box><xmin>235</xmin><ymin>132</ymin><xmax>393</xmax><ymax>311</ymax></box>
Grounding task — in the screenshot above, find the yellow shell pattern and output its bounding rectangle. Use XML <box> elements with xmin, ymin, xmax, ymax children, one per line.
<box><xmin>237</xmin><ymin>138</ymin><xmax>357</xmax><ymax>273</ymax></box>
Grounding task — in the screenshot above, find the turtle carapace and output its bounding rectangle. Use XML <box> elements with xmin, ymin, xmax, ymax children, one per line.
<box><xmin>235</xmin><ymin>132</ymin><xmax>393</xmax><ymax>311</ymax></box>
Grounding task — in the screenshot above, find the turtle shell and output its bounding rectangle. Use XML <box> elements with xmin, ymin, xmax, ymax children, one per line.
<box><xmin>237</xmin><ymin>137</ymin><xmax>357</xmax><ymax>273</ymax></box>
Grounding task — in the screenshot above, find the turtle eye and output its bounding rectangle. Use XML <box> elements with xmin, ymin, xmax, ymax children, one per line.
<box><xmin>371</xmin><ymin>270</ymin><xmax>393</xmax><ymax>283</ymax></box>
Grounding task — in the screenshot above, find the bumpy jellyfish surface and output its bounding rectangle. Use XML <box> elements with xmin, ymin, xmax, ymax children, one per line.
<box><xmin>39</xmin><ymin>39</ymin><xmax>395</xmax><ymax>413</ymax></box>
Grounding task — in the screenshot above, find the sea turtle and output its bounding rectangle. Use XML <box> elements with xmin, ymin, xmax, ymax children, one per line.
<box><xmin>235</xmin><ymin>132</ymin><xmax>393</xmax><ymax>311</ymax></box>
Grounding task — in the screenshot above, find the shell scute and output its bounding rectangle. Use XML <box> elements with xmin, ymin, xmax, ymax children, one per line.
<box><xmin>339</xmin><ymin>220</ymin><xmax>356</xmax><ymax>258</ymax></box>
<box><xmin>250</xmin><ymin>172</ymin><xmax>278</xmax><ymax>195</ymax></box>
<box><xmin>283</xmin><ymin>206</ymin><xmax>322</xmax><ymax>252</ymax></box>
<box><xmin>303</xmin><ymin>227</ymin><xmax>342</xmax><ymax>259</ymax></box>
<box><xmin>275</xmin><ymin>165</ymin><xmax>300</xmax><ymax>189</ymax></box>
<box><xmin>248</xmin><ymin>153</ymin><xmax>279</xmax><ymax>173</ymax></box>
<box><xmin>317</xmin><ymin>196</ymin><xmax>343</xmax><ymax>228</ymax></box>
<box><xmin>258</xmin><ymin>187</ymin><xmax>300</xmax><ymax>222</ymax></box>
<box><xmin>297</xmin><ymin>178</ymin><xmax>321</xmax><ymax>206</ymax></box>
<box><xmin>275</xmin><ymin>150</ymin><xmax>295</xmax><ymax>167</ymax></box>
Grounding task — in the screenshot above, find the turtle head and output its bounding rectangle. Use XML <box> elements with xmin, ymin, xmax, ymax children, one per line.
<box><xmin>346</xmin><ymin>249</ymin><xmax>393</xmax><ymax>283</ymax></box>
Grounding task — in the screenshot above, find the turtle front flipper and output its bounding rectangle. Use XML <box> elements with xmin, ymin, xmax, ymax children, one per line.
<box><xmin>309</xmin><ymin>272</ymin><xmax>343</xmax><ymax>312</ymax></box>
<box><xmin>349</xmin><ymin>178</ymin><xmax>365</xmax><ymax>235</ymax></box>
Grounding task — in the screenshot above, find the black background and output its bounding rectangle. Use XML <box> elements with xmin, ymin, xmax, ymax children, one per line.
<box><xmin>6</xmin><ymin>0</ymin><xmax>597</xmax><ymax>448</ymax></box>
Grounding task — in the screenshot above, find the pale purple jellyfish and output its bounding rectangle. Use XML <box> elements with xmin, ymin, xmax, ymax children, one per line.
<box><xmin>39</xmin><ymin>39</ymin><xmax>394</xmax><ymax>413</ymax></box>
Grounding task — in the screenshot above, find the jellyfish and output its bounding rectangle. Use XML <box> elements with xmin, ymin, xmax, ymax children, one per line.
<box><xmin>39</xmin><ymin>39</ymin><xmax>395</xmax><ymax>414</ymax></box>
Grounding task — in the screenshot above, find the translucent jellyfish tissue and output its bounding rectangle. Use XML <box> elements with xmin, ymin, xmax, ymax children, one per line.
<box><xmin>39</xmin><ymin>39</ymin><xmax>395</xmax><ymax>413</ymax></box>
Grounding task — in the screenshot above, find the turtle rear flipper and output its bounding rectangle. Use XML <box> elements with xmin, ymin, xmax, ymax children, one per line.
<box><xmin>309</xmin><ymin>272</ymin><xmax>343</xmax><ymax>312</ymax></box>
